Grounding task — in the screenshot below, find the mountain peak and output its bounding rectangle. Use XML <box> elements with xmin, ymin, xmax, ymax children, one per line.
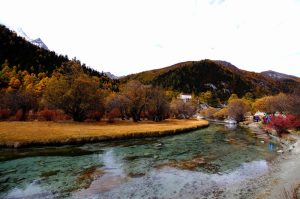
<box><xmin>104</xmin><ymin>72</ymin><xmax>119</xmax><ymax>79</ymax></box>
<box><xmin>14</xmin><ymin>27</ymin><xmax>49</xmax><ymax>50</ymax></box>
<box><xmin>31</xmin><ymin>38</ymin><xmax>49</xmax><ymax>50</ymax></box>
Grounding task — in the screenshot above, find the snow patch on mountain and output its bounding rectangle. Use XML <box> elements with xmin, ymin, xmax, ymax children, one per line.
<box><xmin>104</xmin><ymin>72</ymin><xmax>119</xmax><ymax>79</ymax></box>
<box><xmin>261</xmin><ymin>70</ymin><xmax>298</xmax><ymax>80</ymax></box>
<box><xmin>204</xmin><ymin>83</ymin><xmax>217</xmax><ymax>90</ymax></box>
<box><xmin>15</xmin><ymin>28</ymin><xmax>49</xmax><ymax>50</ymax></box>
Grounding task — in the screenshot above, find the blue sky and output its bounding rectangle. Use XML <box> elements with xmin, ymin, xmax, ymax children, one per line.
<box><xmin>1</xmin><ymin>0</ymin><xmax>300</xmax><ymax>76</ymax></box>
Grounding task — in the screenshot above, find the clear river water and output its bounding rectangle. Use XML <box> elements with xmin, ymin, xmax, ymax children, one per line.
<box><xmin>0</xmin><ymin>123</ymin><xmax>279</xmax><ymax>199</ymax></box>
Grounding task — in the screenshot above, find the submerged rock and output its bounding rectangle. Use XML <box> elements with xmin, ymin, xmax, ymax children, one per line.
<box><xmin>156</xmin><ymin>155</ymin><xmax>206</xmax><ymax>171</ymax></box>
<box><xmin>127</xmin><ymin>172</ymin><xmax>145</xmax><ymax>178</ymax></box>
<box><xmin>74</xmin><ymin>174</ymin><xmax>129</xmax><ymax>197</ymax></box>
<box><xmin>41</xmin><ymin>170</ymin><xmax>60</xmax><ymax>178</ymax></box>
<box><xmin>0</xmin><ymin>177</ymin><xmax>10</xmax><ymax>183</ymax></box>
<box><xmin>203</xmin><ymin>163</ymin><xmax>220</xmax><ymax>173</ymax></box>
<box><xmin>124</xmin><ymin>153</ymin><xmax>153</xmax><ymax>161</ymax></box>
<box><xmin>153</xmin><ymin>143</ymin><xmax>164</xmax><ymax>148</ymax></box>
<box><xmin>77</xmin><ymin>166</ymin><xmax>105</xmax><ymax>189</ymax></box>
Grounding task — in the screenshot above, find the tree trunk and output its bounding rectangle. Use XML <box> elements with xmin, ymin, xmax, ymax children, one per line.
<box><xmin>72</xmin><ymin>112</ymin><xmax>85</xmax><ymax>122</ymax></box>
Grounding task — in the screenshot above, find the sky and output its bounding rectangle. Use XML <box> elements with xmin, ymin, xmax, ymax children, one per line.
<box><xmin>0</xmin><ymin>0</ymin><xmax>300</xmax><ymax>77</ymax></box>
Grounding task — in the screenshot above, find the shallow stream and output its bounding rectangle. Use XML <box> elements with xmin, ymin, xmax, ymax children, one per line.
<box><xmin>0</xmin><ymin>124</ymin><xmax>279</xmax><ymax>198</ymax></box>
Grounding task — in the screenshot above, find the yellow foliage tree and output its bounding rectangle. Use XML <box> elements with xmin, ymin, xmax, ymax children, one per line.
<box><xmin>9</xmin><ymin>77</ymin><xmax>21</xmax><ymax>89</ymax></box>
<box><xmin>213</xmin><ymin>108</ymin><xmax>229</xmax><ymax>120</ymax></box>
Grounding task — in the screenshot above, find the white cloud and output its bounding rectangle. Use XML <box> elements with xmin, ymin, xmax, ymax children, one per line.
<box><xmin>0</xmin><ymin>0</ymin><xmax>299</xmax><ymax>76</ymax></box>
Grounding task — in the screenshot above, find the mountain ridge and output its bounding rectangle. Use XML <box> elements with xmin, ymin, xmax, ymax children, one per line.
<box><xmin>121</xmin><ymin>60</ymin><xmax>299</xmax><ymax>100</ymax></box>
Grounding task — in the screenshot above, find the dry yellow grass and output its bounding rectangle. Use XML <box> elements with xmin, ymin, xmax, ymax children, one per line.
<box><xmin>0</xmin><ymin>119</ymin><xmax>209</xmax><ymax>148</ymax></box>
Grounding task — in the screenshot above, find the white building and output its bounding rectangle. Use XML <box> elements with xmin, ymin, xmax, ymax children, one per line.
<box><xmin>178</xmin><ymin>93</ymin><xmax>192</xmax><ymax>102</ymax></box>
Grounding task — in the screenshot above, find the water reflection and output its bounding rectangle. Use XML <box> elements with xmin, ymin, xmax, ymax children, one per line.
<box><xmin>268</xmin><ymin>143</ymin><xmax>275</xmax><ymax>152</ymax></box>
<box><xmin>76</xmin><ymin>160</ymin><xmax>269</xmax><ymax>199</ymax></box>
<box><xmin>5</xmin><ymin>181</ymin><xmax>53</xmax><ymax>199</ymax></box>
<box><xmin>225</xmin><ymin>123</ymin><xmax>237</xmax><ymax>129</ymax></box>
<box><xmin>102</xmin><ymin>150</ymin><xmax>124</xmax><ymax>176</ymax></box>
<box><xmin>74</xmin><ymin>150</ymin><xmax>129</xmax><ymax>197</ymax></box>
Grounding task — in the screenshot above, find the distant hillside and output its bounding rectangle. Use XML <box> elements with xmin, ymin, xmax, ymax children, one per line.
<box><xmin>261</xmin><ymin>70</ymin><xmax>299</xmax><ymax>81</ymax></box>
<box><xmin>0</xmin><ymin>24</ymin><xmax>101</xmax><ymax>77</ymax></box>
<box><xmin>121</xmin><ymin>60</ymin><xmax>299</xmax><ymax>100</ymax></box>
<box><xmin>0</xmin><ymin>24</ymin><xmax>120</xmax><ymax>92</ymax></box>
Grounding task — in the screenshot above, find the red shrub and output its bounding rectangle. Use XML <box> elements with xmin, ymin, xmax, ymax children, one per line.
<box><xmin>38</xmin><ymin>108</ymin><xmax>57</xmax><ymax>121</ymax></box>
<box><xmin>38</xmin><ymin>109</ymin><xmax>71</xmax><ymax>121</ymax></box>
<box><xmin>27</xmin><ymin>110</ymin><xmax>37</xmax><ymax>121</ymax></box>
<box><xmin>107</xmin><ymin>108</ymin><xmax>121</xmax><ymax>123</ymax></box>
<box><xmin>88</xmin><ymin>110</ymin><xmax>104</xmax><ymax>121</ymax></box>
<box><xmin>140</xmin><ymin>111</ymin><xmax>146</xmax><ymax>120</ymax></box>
<box><xmin>269</xmin><ymin>114</ymin><xmax>300</xmax><ymax>136</ymax></box>
<box><xmin>0</xmin><ymin>109</ymin><xmax>11</xmax><ymax>120</ymax></box>
<box><xmin>55</xmin><ymin>109</ymin><xmax>72</xmax><ymax>120</ymax></box>
<box><xmin>14</xmin><ymin>109</ymin><xmax>24</xmax><ymax>121</ymax></box>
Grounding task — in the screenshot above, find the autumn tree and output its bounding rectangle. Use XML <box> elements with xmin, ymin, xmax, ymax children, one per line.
<box><xmin>200</xmin><ymin>107</ymin><xmax>218</xmax><ymax>118</ymax></box>
<box><xmin>287</xmin><ymin>86</ymin><xmax>300</xmax><ymax>116</ymax></box>
<box><xmin>253</xmin><ymin>93</ymin><xmax>294</xmax><ymax>114</ymax></box>
<box><xmin>0</xmin><ymin>70</ymin><xmax>9</xmax><ymax>89</ymax></box>
<box><xmin>121</xmin><ymin>80</ymin><xmax>147</xmax><ymax>122</ymax></box>
<box><xmin>228</xmin><ymin>93</ymin><xmax>239</xmax><ymax>103</ymax></box>
<box><xmin>105</xmin><ymin>93</ymin><xmax>130</xmax><ymax>120</ymax></box>
<box><xmin>213</xmin><ymin>108</ymin><xmax>229</xmax><ymax>120</ymax></box>
<box><xmin>0</xmin><ymin>90</ymin><xmax>37</xmax><ymax>120</ymax></box>
<box><xmin>227</xmin><ymin>98</ymin><xmax>251</xmax><ymax>122</ymax></box>
<box><xmin>242</xmin><ymin>92</ymin><xmax>254</xmax><ymax>102</ymax></box>
<box><xmin>146</xmin><ymin>87</ymin><xmax>169</xmax><ymax>121</ymax></box>
<box><xmin>43</xmin><ymin>61</ymin><xmax>104</xmax><ymax>122</ymax></box>
<box><xmin>107</xmin><ymin>108</ymin><xmax>121</xmax><ymax>123</ymax></box>
<box><xmin>253</xmin><ymin>96</ymin><xmax>273</xmax><ymax>113</ymax></box>
<box><xmin>272</xmin><ymin>93</ymin><xmax>293</xmax><ymax>113</ymax></box>
<box><xmin>170</xmin><ymin>99</ymin><xmax>196</xmax><ymax>119</ymax></box>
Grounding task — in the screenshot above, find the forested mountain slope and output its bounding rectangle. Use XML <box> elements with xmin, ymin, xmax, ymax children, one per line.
<box><xmin>122</xmin><ymin>60</ymin><xmax>299</xmax><ymax>100</ymax></box>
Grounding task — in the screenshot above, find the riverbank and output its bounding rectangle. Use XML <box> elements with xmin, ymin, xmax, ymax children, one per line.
<box><xmin>239</xmin><ymin>121</ymin><xmax>297</xmax><ymax>151</ymax></box>
<box><xmin>0</xmin><ymin>119</ymin><xmax>209</xmax><ymax>148</ymax></box>
<box><xmin>239</xmin><ymin>120</ymin><xmax>300</xmax><ymax>198</ymax></box>
<box><xmin>253</xmin><ymin>134</ymin><xmax>300</xmax><ymax>199</ymax></box>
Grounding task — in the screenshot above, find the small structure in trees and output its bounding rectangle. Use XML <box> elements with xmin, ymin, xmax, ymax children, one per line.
<box><xmin>178</xmin><ymin>93</ymin><xmax>192</xmax><ymax>103</ymax></box>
